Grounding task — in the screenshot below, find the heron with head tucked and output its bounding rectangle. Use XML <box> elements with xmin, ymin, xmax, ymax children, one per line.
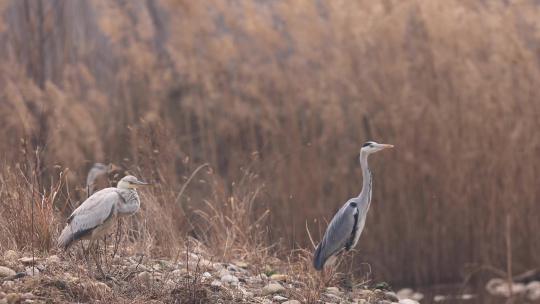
<box><xmin>313</xmin><ymin>141</ymin><xmax>393</xmax><ymax>271</ymax></box>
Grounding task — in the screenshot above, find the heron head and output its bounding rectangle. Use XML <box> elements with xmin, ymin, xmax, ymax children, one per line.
<box><xmin>117</xmin><ymin>175</ymin><xmax>150</xmax><ymax>189</ymax></box>
<box><xmin>361</xmin><ymin>141</ymin><xmax>394</xmax><ymax>154</ymax></box>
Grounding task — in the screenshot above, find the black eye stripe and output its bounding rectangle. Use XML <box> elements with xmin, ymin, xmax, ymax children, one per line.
<box><xmin>362</xmin><ymin>142</ymin><xmax>375</xmax><ymax>147</ymax></box>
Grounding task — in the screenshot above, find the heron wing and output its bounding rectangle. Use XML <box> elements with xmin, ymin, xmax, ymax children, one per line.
<box><xmin>313</xmin><ymin>200</ymin><xmax>358</xmax><ymax>270</ymax></box>
<box><xmin>58</xmin><ymin>188</ymin><xmax>119</xmax><ymax>249</ymax></box>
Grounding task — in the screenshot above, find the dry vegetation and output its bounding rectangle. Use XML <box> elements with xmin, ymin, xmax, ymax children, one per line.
<box><xmin>1</xmin><ymin>0</ymin><xmax>540</xmax><ymax>291</ymax></box>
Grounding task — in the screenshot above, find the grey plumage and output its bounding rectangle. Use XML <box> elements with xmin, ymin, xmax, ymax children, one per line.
<box><xmin>313</xmin><ymin>141</ymin><xmax>393</xmax><ymax>270</ymax></box>
<box><xmin>86</xmin><ymin>163</ymin><xmax>110</xmax><ymax>197</ymax></box>
<box><xmin>58</xmin><ymin>175</ymin><xmax>149</xmax><ymax>249</ymax></box>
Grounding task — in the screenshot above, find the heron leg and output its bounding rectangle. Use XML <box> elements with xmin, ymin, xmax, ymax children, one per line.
<box><xmin>89</xmin><ymin>240</ymin><xmax>106</xmax><ymax>279</ymax></box>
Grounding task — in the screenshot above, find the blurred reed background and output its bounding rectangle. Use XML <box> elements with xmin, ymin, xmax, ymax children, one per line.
<box><xmin>1</xmin><ymin>0</ymin><xmax>540</xmax><ymax>287</ymax></box>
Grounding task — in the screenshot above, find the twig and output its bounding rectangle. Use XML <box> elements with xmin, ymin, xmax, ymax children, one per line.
<box><xmin>506</xmin><ymin>214</ymin><xmax>513</xmax><ymax>303</ymax></box>
<box><xmin>305</xmin><ymin>221</ymin><xmax>316</xmax><ymax>249</ymax></box>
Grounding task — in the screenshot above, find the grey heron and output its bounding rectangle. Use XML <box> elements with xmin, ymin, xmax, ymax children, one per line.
<box><xmin>58</xmin><ymin>175</ymin><xmax>150</xmax><ymax>250</ymax></box>
<box><xmin>85</xmin><ymin>163</ymin><xmax>109</xmax><ymax>197</ymax></box>
<box><xmin>313</xmin><ymin>141</ymin><xmax>393</xmax><ymax>270</ymax></box>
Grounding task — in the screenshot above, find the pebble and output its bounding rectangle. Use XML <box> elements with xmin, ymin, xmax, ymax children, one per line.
<box><xmin>270</xmin><ymin>274</ymin><xmax>288</xmax><ymax>282</ymax></box>
<box><xmin>282</xmin><ymin>301</ymin><xmax>301</xmax><ymax>304</ymax></box>
<box><xmin>93</xmin><ymin>282</ymin><xmax>111</xmax><ymax>293</ymax></box>
<box><xmin>399</xmin><ymin>299</ymin><xmax>420</xmax><ymax>304</ymax></box>
<box><xmin>396</xmin><ymin>288</ymin><xmax>413</xmax><ymax>299</ymax></box>
<box><xmin>46</xmin><ymin>255</ymin><xmax>60</xmax><ymax>265</ymax></box>
<box><xmin>21</xmin><ymin>293</ymin><xmax>34</xmax><ymax>300</ymax></box>
<box><xmin>3</xmin><ymin>251</ymin><xmax>17</xmax><ymax>263</ymax></box>
<box><xmin>211</xmin><ymin>280</ymin><xmax>222</xmax><ymax>288</ymax></box>
<box><xmin>227</xmin><ymin>264</ymin><xmax>245</xmax><ymax>273</ymax></box>
<box><xmin>0</xmin><ymin>266</ymin><xmax>15</xmax><ymax>278</ymax></box>
<box><xmin>385</xmin><ymin>291</ymin><xmax>399</xmax><ymax>301</ymax></box>
<box><xmin>356</xmin><ymin>289</ymin><xmax>375</xmax><ymax>298</ymax></box>
<box><xmin>411</xmin><ymin>292</ymin><xmax>424</xmax><ymax>301</ymax></box>
<box><xmin>527</xmin><ymin>281</ymin><xmax>540</xmax><ymax>301</ymax></box>
<box><xmin>273</xmin><ymin>295</ymin><xmax>288</xmax><ymax>302</ymax></box>
<box><xmin>326</xmin><ymin>286</ymin><xmax>341</xmax><ymax>295</ymax></box>
<box><xmin>234</xmin><ymin>261</ymin><xmax>249</xmax><ymax>268</ymax></box>
<box><xmin>323</xmin><ymin>293</ymin><xmax>342</xmax><ymax>302</ymax></box>
<box><xmin>202</xmin><ymin>272</ymin><xmax>212</xmax><ymax>278</ymax></box>
<box><xmin>262</xmin><ymin>283</ymin><xmax>285</xmax><ymax>295</ymax></box>
<box><xmin>486</xmin><ymin>278</ymin><xmax>526</xmax><ymax>297</ymax></box>
<box><xmin>18</xmin><ymin>257</ymin><xmax>38</xmax><ymax>265</ymax></box>
<box><xmin>137</xmin><ymin>271</ymin><xmax>151</xmax><ymax>285</ymax></box>
<box><xmin>433</xmin><ymin>295</ymin><xmax>446</xmax><ymax>302</ymax></box>
<box><xmin>221</xmin><ymin>274</ymin><xmax>239</xmax><ymax>284</ymax></box>
<box><xmin>218</xmin><ymin>268</ymin><xmax>230</xmax><ymax>277</ymax></box>
<box><xmin>2</xmin><ymin>281</ymin><xmax>14</xmax><ymax>288</ymax></box>
<box><xmin>25</xmin><ymin>266</ymin><xmax>39</xmax><ymax>277</ymax></box>
<box><xmin>5</xmin><ymin>293</ymin><xmax>20</xmax><ymax>304</ymax></box>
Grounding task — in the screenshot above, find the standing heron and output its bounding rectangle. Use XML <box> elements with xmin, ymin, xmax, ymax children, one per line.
<box><xmin>313</xmin><ymin>141</ymin><xmax>393</xmax><ymax>270</ymax></box>
<box><xmin>58</xmin><ymin>175</ymin><xmax>150</xmax><ymax>250</ymax></box>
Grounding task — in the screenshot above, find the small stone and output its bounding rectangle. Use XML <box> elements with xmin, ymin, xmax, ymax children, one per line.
<box><xmin>2</xmin><ymin>281</ymin><xmax>14</xmax><ymax>288</ymax></box>
<box><xmin>433</xmin><ymin>295</ymin><xmax>446</xmax><ymax>302</ymax></box>
<box><xmin>247</xmin><ymin>275</ymin><xmax>263</xmax><ymax>284</ymax></box>
<box><xmin>18</xmin><ymin>257</ymin><xmax>39</xmax><ymax>265</ymax></box>
<box><xmin>356</xmin><ymin>289</ymin><xmax>375</xmax><ymax>298</ymax></box>
<box><xmin>0</xmin><ymin>291</ymin><xmax>5</xmax><ymax>298</ymax></box>
<box><xmin>5</xmin><ymin>293</ymin><xmax>20</xmax><ymax>304</ymax></box>
<box><xmin>211</xmin><ymin>280</ymin><xmax>222</xmax><ymax>288</ymax></box>
<box><xmin>273</xmin><ymin>295</ymin><xmax>288</xmax><ymax>302</ymax></box>
<box><xmin>3</xmin><ymin>251</ymin><xmax>17</xmax><ymax>263</ymax></box>
<box><xmin>399</xmin><ymin>299</ymin><xmax>419</xmax><ymax>304</ymax></box>
<box><xmin>25</xmin><ymin>266</ymin><xmax>39</xmax><ymax>276</ymax></box>
<box><xmin>46</xmin><ymin>255</ymin><xmax>60</xmax><ymax>265</ymax></box>
<box><xmin>0</xmin><ymin>266</ymin><xmax>16</xmax><ymax>278</ymax></box>
<box><xmin>221</xmin><ymin>274</ymin><xmax>239</xmax><ymax>284</ymax></box>
<box><xmin>213</xmin><ymin>263</ymin><xmax>225</xmax><ymax>270</ymax></box>
<box><xmin>354</xmin><ymin>299</ymin><xmax>367</xmax><ymax>304</ymax></box>
<box><xmin>323</xmin><ymin>293</ymin><xmax>342</xmax><ymax>302</ymax></box>
<box><xmin>270</xmin><ymin>274</ymin><xmax>288</xmax><ymax>282</ymax></box>
<box><xmin>262</xmin><ymin>283</ymin><xmax>285</xmax><ymax>295</ymax></box>
<box><xmin>202</xmin><ymin>272</ymin><xmax>212</xmax><ymax>278</ymax></box>
<box><xmin>227</xmin><ymin>264</ymin><xmax>244</xmax><ymax>273</ymax></box>
<box><xmin>282</xmin><ymin>301</ymin><xmax>301</xmax><ymax>304</ymax></box>
<box><xmin>93</xmin><ymin>282</ymin><xmax>111</xmax><ymax>293</ymax></box>
<box><xmin>137</xmin><ymin>271</ymin><xmax>151</xmax><ymax>285</ymax></box>
<box><xmin>527</xmin><ymin>281</ymin><xmax>540</xmax><ymax>301</ymax></box>
<box><xmin>411</xmin><ymin>292</ymin><xmax>424</xmax><ymax>301</ymax></box>
<box><xmin>218</xmin><ymin>268</ymin><xmax>230</xmax><ymax>277</ymax></box>
<box><xmin>384</xmin><ymin>291</ymin><xmax>399</xmax><ymax>301</ymax></box>
<box><xmin>396</xmin><ymin>288</ymin><xmax>413</xmax><ymax>300</ymax></box>
<box><xmin>326</xmin><ymin>286</ymin><xmax>341</xmax><ymax>295</ymax></box>
<box><xmin>234</xmin><ymin>261</ymin><xmax>249</xmax><ymax>268</ymax></box>
<box><xmin>21</xmin><ymin>293</ymin><xmax>34</xmax><ymax>300</ymax></box>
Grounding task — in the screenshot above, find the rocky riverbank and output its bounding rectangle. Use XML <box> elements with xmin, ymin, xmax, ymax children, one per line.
<box><xmin>0</xmin><ymin>248</ymin><xmax>421</xmax><ymax>304</ymax></box>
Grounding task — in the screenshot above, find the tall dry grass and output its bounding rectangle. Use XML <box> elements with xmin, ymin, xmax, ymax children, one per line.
<box><xmin>1</xmin><ymin>0</ymin><xmax>540</xmax><ymax>286</ymax></box>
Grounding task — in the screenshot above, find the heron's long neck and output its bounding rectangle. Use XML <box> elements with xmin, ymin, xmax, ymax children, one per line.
<box><xmin>117</xmin><ymin>189</ymin><xmax>140</xmax><ymax>215</ymax></box>
<box><xmin>358</xmin><ymin>152</ymin><xmax>372</xmax><ymax>202</ymax></box>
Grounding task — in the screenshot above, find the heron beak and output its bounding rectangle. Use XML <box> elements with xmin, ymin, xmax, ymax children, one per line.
<box><xmin>133</xmin><ymin>180</ymin><xmax>151</xmax><ymax>186</ymax></box>
<box><xmin>378</xmin><ymin>144</ymin><xmax>394</xmax><ymax>149</ymax></box>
